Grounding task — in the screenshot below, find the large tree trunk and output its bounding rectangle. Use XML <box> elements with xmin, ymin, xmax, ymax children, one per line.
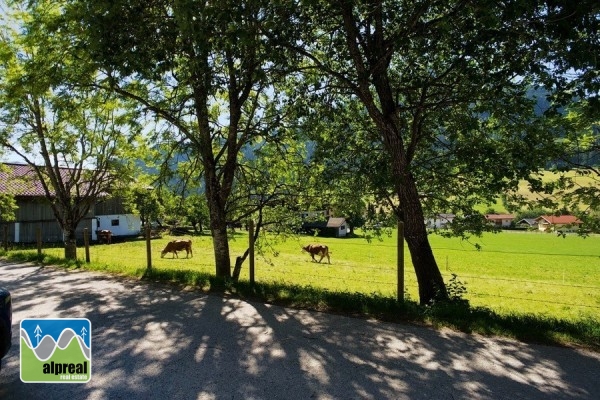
<box><xmin>190</xmin><ymin>69</ymin><xmax>233</xmax><ymax>279</ymax></box>
<box><xmin>211</xmin><ymin>222</ymin><xmax>231</xmax><ymax>278</ymax></box>
<box><xmin>205</xmin><ymin>172</ymin><xmax>232</xmax><ymax>278</ymax></box>
<box><xmin>336</xmin><ymin>0</ymin><xmax>448</xmax><ymax>304</ymax></box>
<box><xmin>397</xmin><ymin>171</ymin><xmax>448</xmax><ymax>304</ymax></box>
<box><xmin>64</xmin><ymin>226</ymin><xmax>77</xmax><ymax>260</ymax></box>
<box><xmin>385</xmin><ymin>127</ymin><xmax>448</xmax><ymax>305</ymax></box>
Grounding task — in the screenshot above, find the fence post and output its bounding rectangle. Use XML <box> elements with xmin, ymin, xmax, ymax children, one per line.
<box><xmin>83</xmin><ymin>228</ymin><xmax>90</xmax><ymax>263</ymax></box>
<box><xmin>397</xmin><ymin>220</ymin><xmax>405</xmax><ymax>302</ymax></box>
<box><xmin>249</xmin><ymin>220</ymin><xmax>255</xmax><ymax>285</ymax></box>
<box><xmin>36</xmin><ymin>226</ymin><xmax>42</xmax><ymax>260</ymax></box>
<box><xmin>146</xmin><ymin>224</ymin><xmax>152</xmax><ymax>271</ymax></box>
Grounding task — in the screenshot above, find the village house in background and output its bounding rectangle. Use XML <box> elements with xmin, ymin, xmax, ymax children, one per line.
<box><xmin>0</xmin><ymin>163</ymin><xmax>141</xmax><ymax>244</ymax></box>
<box><xmin>535</xmin><ymin>215</ymin><xmax>583</xmax><ymax>233</ymax></box>
<box><xmin>426</xmin><ymin>213</ymin><xmax>585</xmax><ymax>233</ymax></box>
<box><xmin>516</xmin><ymin>218</ymin><xmax>538</xmax><ymax>229</ymax></box>
<box><xmin>485</xmin><ymin>214</ymin><xmax>516</xmax><ymax>228</ymax></box>
<box><xmin>425</xmin><ymin>213</ymin><xmax>455</xmax><ymax>229</ymax></box>
<box><xmin>300</xmin><ymin>210</ymin><xmax>350</xmax><ymax>238</ymax></box>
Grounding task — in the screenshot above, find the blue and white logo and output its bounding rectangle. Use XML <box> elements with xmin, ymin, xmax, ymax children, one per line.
<box><xmin>20</xmin><ymin>318</ymin><xmax>91</xmax><ymax>383</ymax></box>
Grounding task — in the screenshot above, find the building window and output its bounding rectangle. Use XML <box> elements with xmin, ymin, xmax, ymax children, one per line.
<box><xmin>111</xmin><ymin>219</ymin><xmax>120</xmax><ymax>226</ymax></box>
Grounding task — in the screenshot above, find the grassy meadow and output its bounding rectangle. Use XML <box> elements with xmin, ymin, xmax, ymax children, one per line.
<box><xmin>11</xmin><ymin>229</ymin><xmax>600</xmax><ymax>323</ymax></box>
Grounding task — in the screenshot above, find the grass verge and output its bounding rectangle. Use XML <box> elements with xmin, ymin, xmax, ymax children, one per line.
<box><xmin>2</xmin><ymin>249</ymin><xmax>599</xmax><ymax>352</ymax></box>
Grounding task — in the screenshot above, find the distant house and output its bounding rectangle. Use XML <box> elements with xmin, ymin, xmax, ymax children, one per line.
<box><xmin>301</xmin><ymin>216</ymin><xmax>349</xmax><ymax>238</ymax></box>
<box><xmin>425</xmin><ymin>213</ymin><xmax>455</xmax><ymax>229</ymax></box>
<box><xmin>326</xmin><ymin>217</ymin><xmax>349</xmax><ymax>237</ymax></box>
<box><xmin>535</xmin><ymin>215</ymin><xmax>582</xmax><ymax>232</ymax></box>
<box><xmin>485</xmin><ymin>214</ymin><xmax>515</xmax><ymax>228</ymax></box>
<box><xmin>0</xmin><ymin>163</ymin><xmax>140</xmax><ymax>243</ymax></box>
<box><xmin>516</xmin><ymin>218</ymin><xmax>538</xmax><ymax>229</ymax></box>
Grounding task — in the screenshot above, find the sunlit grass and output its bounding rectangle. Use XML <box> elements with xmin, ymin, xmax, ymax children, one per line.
<box><xmin>3</xmin><ymin>229</ymin><xmax>600</xmax><ymax>350</ymax></box>
<box><xmin>8</xmin><ymin>230</ymin><xmax>600</xmax><ymax>320</ymax></box>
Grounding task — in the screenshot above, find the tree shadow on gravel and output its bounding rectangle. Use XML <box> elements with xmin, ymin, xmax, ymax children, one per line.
<box><xmin>0</xmin><ymin>260</ymin><xmax>599</xmax><ymax>400</ymax></box>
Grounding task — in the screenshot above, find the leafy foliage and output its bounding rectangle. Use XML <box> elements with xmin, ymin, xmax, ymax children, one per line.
<box><xmin>54</xmin><ymin>0</ymin><xmax>304</xmax><ymax>276</ymax></box>
<box><xmin>0</xmin><ymin>194</ymin><xmax>17</xmax><ymax>223</ymax></box>
<box><xmin>273</xmin><ymin>0</ymin><xmax>595</xmax><ymax>303</ymax></box>
<box><xmin>2</xmin><ymin>0</ymin><xmax>598</xmax><ymax>302</ymax></box>
<box><xmin>0</xmin><ymin>2</ymin><xmax>143</xmax><ymax>258</ymax></box>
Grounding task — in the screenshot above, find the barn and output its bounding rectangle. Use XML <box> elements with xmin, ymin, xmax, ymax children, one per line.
<box><xmin>301</xmin><ymin>216</ymin><xmax>349</xmax><ymax>238</ymax></box>
<box><xmin>0</xmin><ymin>163</ymin><xmax>140</xmax><ymax>244</ymax></box>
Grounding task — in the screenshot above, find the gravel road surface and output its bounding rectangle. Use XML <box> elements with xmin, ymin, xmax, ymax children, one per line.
<box><xmin>0</xmin><ymin>260</ymin><xmax>599</xmax><ymax>399</ymax></box>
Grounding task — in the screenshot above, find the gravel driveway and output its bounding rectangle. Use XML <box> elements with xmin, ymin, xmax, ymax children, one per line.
<box><xmin>0</xmin><ymin>260</ymin><xmax>599</xmax><ymax>399</ymax></box>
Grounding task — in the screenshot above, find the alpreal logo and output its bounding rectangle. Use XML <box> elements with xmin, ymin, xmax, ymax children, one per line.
<box><xmin>20</xmin><ymin>318</ymin><xmax>91</xmax><ymax>383</ymax></box>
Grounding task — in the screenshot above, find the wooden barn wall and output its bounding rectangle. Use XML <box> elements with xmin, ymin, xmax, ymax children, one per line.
<box><xmin>4</xmin><ymin>197</ymin><xmax>96</xmax><ymax>243</ymax></box>
<box><xmin>95</xmin><ymin>197</ymin><xmax>128</xmax><ymax>215</ymax></box>
<box><xmin>15</xmin><ymin>198</ymin><xmax>55</xmax><ymax>222</ymax></box>
<box><xmin>9</xmin><ymin>218</ymin><xmax>96</xmax><ymax>243</ymax></box>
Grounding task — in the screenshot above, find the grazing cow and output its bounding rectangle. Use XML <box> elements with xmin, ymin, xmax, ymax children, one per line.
<box><xmin>302</xmin><ymin>243</ymin><xmax>331</xmax><ymax>264</ymax></box>
<box><xmin>161</xmin><ymin>240</ymin><xmax>193</xmax><ymax>258</ymax></box>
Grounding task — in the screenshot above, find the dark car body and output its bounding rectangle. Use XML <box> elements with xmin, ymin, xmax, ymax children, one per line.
<box><xmin>0</xmin><ymin>287</ymin><xmax>12</xmax><ymax>371</ymax></box>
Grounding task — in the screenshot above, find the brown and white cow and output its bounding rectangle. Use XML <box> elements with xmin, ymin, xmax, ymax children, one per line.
<box><xmin>161</xmin><ymin>240</ymin><xmax>193</xmax><ymax>258</ymax></box>
<box><xmin>302</xmin><ymin>243</ymin><xmax>331</xmax><ymax>264</ymax></box>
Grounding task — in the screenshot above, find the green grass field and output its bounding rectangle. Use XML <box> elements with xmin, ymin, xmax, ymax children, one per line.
<box><xmin>24</xmin><ymin>229</ymin><xmax>600</xmax><ymax>323</ymax></box>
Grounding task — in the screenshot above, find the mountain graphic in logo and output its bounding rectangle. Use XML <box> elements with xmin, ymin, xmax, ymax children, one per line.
<box><xmin>20</xmin><ymin>318</ymin><xmax>91</xmax><ymax>383</ymax></box>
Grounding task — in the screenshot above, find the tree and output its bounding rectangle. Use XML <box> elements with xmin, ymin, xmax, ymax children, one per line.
<box><xmin>0</xmin><ymin>165</ymin><xmax>18</xmax><ymax>225</ymax></box>
<box><xmin>127</xmin><ymin>185</ymin><xmax>165</xmax><ymax>228</ymax></box>
<box><xmin>558</xmin><ymin>104</ymin><xmax>600</xmax><ymax>233</ymax></box>
<box><xmin>516</xmin><ymin>102</ymin><xmax>600</xmax><ymax>233</ymax></box>
<box><xmin>275</xmin><ymin>0</ymin><xmax>593</xmax><ymax>304</ymax></box>
<box><xmin>504</xmin><ymin>0</ymin><xmax>600</xmax><ymax>231</ymax></box>
<box><xmin>182</xmin><ymin>194</ymin><xmax>209</xmax><ymax>233</ymax></box>
<box><xmin>534</xmin><ymin>1</ymin><xmax>600</xmax><ymax>111</ymax></box>
<box><xmin>59</xmin><ymin>0</ymin><xmax>295</xmax><ymax>277</ymax></box>
<box><xmin>285</xmin><ymin>89</ymin><xmax>397</xmax><ymax>232</ymax></box>
<box><xmin>0</xmin><ymin>2</ymin><xmax>142</xmax><ymax>259</ymax></box>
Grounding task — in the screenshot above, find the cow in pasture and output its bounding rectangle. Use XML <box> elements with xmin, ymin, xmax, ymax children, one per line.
<box><xmin>302</xmin><ymin>243</ymin><xmax>331</xmax><ymax>264</ymax></box>
<box><xmin>161</xmin><ymin>239</ymin><xmax>193</xmax><ymax>258</ymax></box>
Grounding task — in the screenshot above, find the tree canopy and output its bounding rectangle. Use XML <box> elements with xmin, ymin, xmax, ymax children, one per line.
<box><xmin>270</xmin><ymin>0</ymin><xmax>599</xmax><ymax>302</ymax></box>
<box><xmin>0</xmin><ymin>1</ymin><xmax>143</xmax><ymax>259</ymax></box>
<box><xmin>54</xmin><ymin>0</ymin><xmax>303</xmax><ymax>277</ymax></box>
<box><xmin>1</xmin><ymin>0</ymin><xmax>597</xmax><ymax>303</ymax></box>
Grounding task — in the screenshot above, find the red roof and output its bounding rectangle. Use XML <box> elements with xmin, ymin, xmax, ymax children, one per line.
<box><xmin>536</xmin><ymin>215</ymin><xmax>582</xmax><ymax>225</ymax></box>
